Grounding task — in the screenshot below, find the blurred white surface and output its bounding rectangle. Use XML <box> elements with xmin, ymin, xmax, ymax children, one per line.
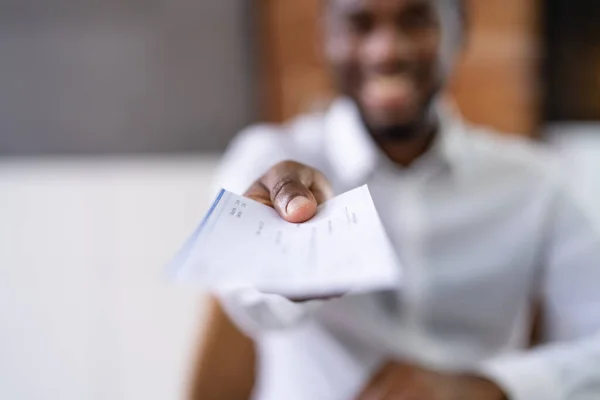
<box><xmin>0</xmin><ymin>155</ymin><xmax>219</xmax><ymax>400</ymax></box>
<box><xmin>547</xmin><ymin>124</ymin><xmax>600</xmax><ymax>227</ymax></box>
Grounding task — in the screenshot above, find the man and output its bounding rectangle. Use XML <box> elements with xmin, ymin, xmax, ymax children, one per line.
<box><xmin>191</xmin><ymin>0</ymin><xmax>600</xmax><ymax>399</ymax></box>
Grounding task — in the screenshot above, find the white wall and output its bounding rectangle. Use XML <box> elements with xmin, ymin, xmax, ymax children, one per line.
<box><xmin>0</xmin><ymin>155</ymin><xmax>219</xmax><ymax>400</ymax></box>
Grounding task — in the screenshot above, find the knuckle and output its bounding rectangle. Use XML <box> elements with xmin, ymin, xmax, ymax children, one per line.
<box><xmin>261</xmin><ymin>161</ymin><xmax>302</xmax><ymax>183</ymax></box>
<box><xmin>271</xmin><ymin>176</ymin><xmax>301</xmax><ymax>199</ymax></box>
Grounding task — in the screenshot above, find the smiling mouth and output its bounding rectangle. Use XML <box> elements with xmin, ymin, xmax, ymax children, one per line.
<box><xmin>361</xmin><ymin>75</ymin><xmax>417</xmax><ymax>112</ymax></box>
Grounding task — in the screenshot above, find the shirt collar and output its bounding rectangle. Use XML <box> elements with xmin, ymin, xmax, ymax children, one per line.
<box><xmin>324</xmin><ymin>97</ymin><xmax>472</xmax><ymax>187</ymax></box>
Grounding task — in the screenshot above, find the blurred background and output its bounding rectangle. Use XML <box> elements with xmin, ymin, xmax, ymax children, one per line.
<box><xmin>1</xmin><ymin>0</ymin><xmax>599</xmax><ymax>399</ymax></box>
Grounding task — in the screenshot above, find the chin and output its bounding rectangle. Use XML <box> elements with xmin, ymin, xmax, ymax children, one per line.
<box><xmin>364</xmin><ymin>106</ymin><xmax>417</xmax><ymax>126</ymax></box>
<box><xmin>357</xmin><ymin>91</ymin><xmax>439</xmax><ymax>140</ymax></box>
<box><xmin>359</xmin><ymin>107</ymin><xmax>428</xmax><ymax>141</ymax></box>
<box><xmin>372</xmin><ymin>122</ymin><xmax>424</xmax><ymax>141</ymax></box>
<box><xmin>368</xmin><ymin>112</ymin><xmax>415</xmax><ymax>129</ymax></box>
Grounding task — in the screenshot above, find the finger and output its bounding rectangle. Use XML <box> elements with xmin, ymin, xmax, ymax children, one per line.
<box><xmin>261</xmin><ymin>161</ymin><xmax>319</xmax><ymax>223</ymax></box>
<box><xmin>243</xmin><ymin>181</ymin><xmax>273</xmax><ymax>207</ymax></box>
<box><xmin>309</xmin><ymin>169</ymin><xmax>334</xmax><ymax>205</ymax></box>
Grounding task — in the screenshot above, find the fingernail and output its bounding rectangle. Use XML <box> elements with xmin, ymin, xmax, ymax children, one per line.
<box><xmin>286</xmin><ymin>196</ymin><xmax>311</xmax><ymax>215</ymax></box>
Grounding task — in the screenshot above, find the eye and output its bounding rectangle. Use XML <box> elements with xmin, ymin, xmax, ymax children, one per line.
<box><xmin>347</xmin><ymin>11</ymin><xmax>374</xmax><ymax>35</ymax></box>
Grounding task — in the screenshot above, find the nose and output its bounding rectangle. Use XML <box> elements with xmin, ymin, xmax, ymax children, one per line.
<box><xmin>362</xmin><ymin>26</ymin><xmax>415</xmax><ymax>74</ymax></box>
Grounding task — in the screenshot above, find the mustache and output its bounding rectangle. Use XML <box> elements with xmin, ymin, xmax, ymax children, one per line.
<box><xmin>364</xmin><ymin>61</ymin><xmax>420</xmax><ymax>77</ymax></box>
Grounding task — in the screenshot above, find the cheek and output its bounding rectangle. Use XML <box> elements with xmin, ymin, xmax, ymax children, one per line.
<box><xmin>416</xmin><ymin>33</ymin><xmax>443</xmax><ymax>79</ymax></box>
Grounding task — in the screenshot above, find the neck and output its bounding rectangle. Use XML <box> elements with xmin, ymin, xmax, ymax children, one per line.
<box><xmin>372</xmin><ymin>121</ymin><xmax>438</xmax><ymax>168</ymax></box>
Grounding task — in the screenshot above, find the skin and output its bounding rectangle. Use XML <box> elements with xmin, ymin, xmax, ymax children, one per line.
<box><xmin>355</xmin><ymin>362</ymin><xmax>506</xmax><ymax>400</ymax></box>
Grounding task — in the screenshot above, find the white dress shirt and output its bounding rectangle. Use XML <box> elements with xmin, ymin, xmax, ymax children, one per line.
<box><xmin>212</xmin><ymin>98</ymin><xmax>600</xmax><ymax>400</ymax></box>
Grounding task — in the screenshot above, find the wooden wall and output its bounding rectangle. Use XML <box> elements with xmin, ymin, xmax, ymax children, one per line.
<box><xmin>257</xmin><ymin>0</ymin><xmax>331</xmax><ymax>123</ymax></box>
<box><xmin>450</xmin><ymin>0</ymin><xmax>541</xmax><ymax>135</ymax></box>
<box><xmin>258</xmin><ymin>0</ymin><xmax>540</xmax><ymax>136</ymax></box>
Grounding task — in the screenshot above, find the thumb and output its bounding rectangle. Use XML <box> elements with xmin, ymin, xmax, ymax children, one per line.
<box><xmin>270</xmin><ymin>179</ymin><xmax>318</xmax><ymax>223</ymax></box>
<box><xmin>261</xmin><ymin>162</ymin><xmax>320</xmax><ymax>223</ymax></box>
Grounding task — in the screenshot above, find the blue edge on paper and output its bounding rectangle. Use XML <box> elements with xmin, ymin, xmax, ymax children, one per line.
<box><xmin>165</xmin><ymin>188</ymin><xmax>226</xmax><ymax>278</ymax></box>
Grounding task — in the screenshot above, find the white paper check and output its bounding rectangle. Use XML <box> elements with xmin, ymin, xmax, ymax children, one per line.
<box><xmin>168</xmin><ymin>185</ymin><xmax>401</xmax><ymax>297</ymax></box>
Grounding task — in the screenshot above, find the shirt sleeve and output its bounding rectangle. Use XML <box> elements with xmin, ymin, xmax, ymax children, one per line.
<box><xmin>209</xmin><ymin>126</ymin><xmax>326</xmax><ymax>337</ymax></box>
<box><xmin>478</xmin><ymin>184</ymin><xmax>600</xmax><ymax>400</ymax></box>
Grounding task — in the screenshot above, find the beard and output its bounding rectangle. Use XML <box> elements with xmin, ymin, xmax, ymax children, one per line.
<box><xmin>358</xmin><ymin>87</ymin><xmax>440</xmax><ymax>143</ymax></box>
<box><xmin>330</xmin><ymin>61</ymin><xmax>444</xmax><ymax>142</ymax></box>
<box><xmin>365</xmin><ymin>118</ymin><xmax>425</xmax><ymax>141</ymax></box>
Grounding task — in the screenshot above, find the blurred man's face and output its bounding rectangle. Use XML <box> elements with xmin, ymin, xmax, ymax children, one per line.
<box><xmin>325</xmin><ymin>0</ymin><xmax>460</xmax><ymax>137</ymax></box>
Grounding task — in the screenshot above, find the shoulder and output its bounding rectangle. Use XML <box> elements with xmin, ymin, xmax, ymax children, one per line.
<box><xmin>464</xmin><ymin>124</ymin><xmax>562</xmax><ymax>184</ymax></box>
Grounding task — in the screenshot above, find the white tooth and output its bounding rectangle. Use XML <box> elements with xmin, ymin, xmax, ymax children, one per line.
<box><xmin>372</xmin><ymin>76</ymin><xmax>407</xmax><ymax>88</ymax></box>
<box><xmin>375</xmin><ymin>75</ymin><xmax>402</xmax><ymax>83</ymax></box>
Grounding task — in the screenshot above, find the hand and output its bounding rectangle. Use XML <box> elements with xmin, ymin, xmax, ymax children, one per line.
<box><xmin>356</xmin><ymin>362</ymin><xmax>507</xmax><ymax>400</ymax></box>
<box><xmin>244</xmin><ymin>161</ymin><xmax>336</xmax><ymax>301</ymax></box>
<box><xmin>244</xmin><ymin>160</ymin><xmax>334</xmax><ymax>223</ymax></box>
